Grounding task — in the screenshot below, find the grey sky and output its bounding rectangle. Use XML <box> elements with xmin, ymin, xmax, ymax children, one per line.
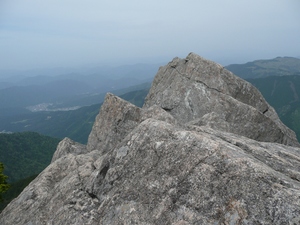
<box><xmin>0</xmin><ymin>0</ymin><xmax>299</xmax><ymax>70</ymax></box>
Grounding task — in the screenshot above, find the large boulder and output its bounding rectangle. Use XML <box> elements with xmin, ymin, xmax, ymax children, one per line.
<box><xmin>144</xmin><ymin>53</ymin><xmax>299</xmax><ymax>146</ymax></box>
<box><xmin>1</xmin><ymin>53</ymin><xmax>300</xmax><ymax>225</ymax></box>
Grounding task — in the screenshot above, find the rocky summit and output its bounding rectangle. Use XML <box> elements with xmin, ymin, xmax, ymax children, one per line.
<box><xmin>1</xmin><ymin>53</ymin><xmax>300</xmax><ymax>225</ymax></box>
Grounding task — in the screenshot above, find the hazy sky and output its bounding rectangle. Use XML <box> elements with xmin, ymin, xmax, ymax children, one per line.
<box><xmin>0</xmin><ymin>0</ymin><xmax>299</xmax><ymax>70</ymax></box>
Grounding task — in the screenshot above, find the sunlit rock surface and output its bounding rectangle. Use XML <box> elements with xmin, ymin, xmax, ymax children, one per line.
<box><xmin>1</xmin><ymin>53</ymin><xmax>300</xmax><ymax>225</ymax></box>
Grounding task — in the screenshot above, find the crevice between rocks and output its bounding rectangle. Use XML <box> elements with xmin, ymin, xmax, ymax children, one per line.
<box><xmin>262</xmin><ymin>108</ymin><xmax>269</xmax><ymax>114</ymax></box>
<box><xmin>162</xmin><ymin>107</ymin><xmax>172</xmax><ymax>112</ymax></box>
<box><xmin>100</xmin><ymin>164</ymin><xmax>110</xmax><ymax>179</ymax></box>
<box><xmin>74</xmin><ymin>157</ymin><xmax>84</xmax><ymax>187</ymax></box>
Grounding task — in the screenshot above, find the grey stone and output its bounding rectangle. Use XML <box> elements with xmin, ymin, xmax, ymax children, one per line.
<box><xmin>144</xmin><ymin>52</ymin><xmax>299</xmax><ymax>146</ymax></box>
<box><xmin>1</xmin><ymin>53</ymin><xmax>300</xmax><ymax>225</ymax></box>
<box><xmin>51</xmin><ymin>137</ymin><xmax>87</xmax><ymax>163</ymax></box>
<box><xmin>86</xmin><ymin>93</ymin><xmax>142</xmax><ymax>154</ymax></box>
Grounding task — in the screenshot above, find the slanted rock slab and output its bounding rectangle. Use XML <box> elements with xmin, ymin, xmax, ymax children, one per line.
<box><xmin>1</xmin><ymin>53</ymin><xmax>300</xmax><ymax>225</ymax></box>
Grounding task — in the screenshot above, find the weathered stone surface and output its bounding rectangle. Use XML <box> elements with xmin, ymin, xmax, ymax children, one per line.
<box><xmin>1</xmin><ymin>53</ymin><xmax>300</xmax><ymax>225</ymax></box>
<box><xmin>144</xmin><ymin>53</ymin><xmax>299</xmax><ymax>146</ymax></box>
<box><xmin>51</xmin><ymin>137</ymin><xmax>87</xmax><ymax>163</ymax></box>
<box><xmin>86</xmin><ymin>93</ymin><xmax>177</xmax><ymax>155</ymax></box>
<box><xmin>86</xmin><ymin>93</ymin><xmax>142</xmax><ymax>154</ymax></box>
<box><xmin>1</xmin><ymin>149</ymin><xmax>102</xmax><ymax>225</ymax></box>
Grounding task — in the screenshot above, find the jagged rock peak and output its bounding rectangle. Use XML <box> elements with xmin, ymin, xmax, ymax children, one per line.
<box><xmin>86</xmin><ymin>92</ymin><xmax>177</xmax><ymax>155</ymax></box>
<box><xmin>144</xmin><ymin>52</ymin><xmax>299</xmax><ymax>146</ymax></box>
<box><xmin>86</xmin><ymin>93</ymin><xmax>142</xmax><ymax>154</ymax></box>
<box><xmin>51</xmin><ymin>137</ymin><xmax>87</xmax><ymax>163</ymax></box>
<box><xmin>1</xmin><ymin>53</ymin><xmax>300</xmax><ymax>225</ymax></box>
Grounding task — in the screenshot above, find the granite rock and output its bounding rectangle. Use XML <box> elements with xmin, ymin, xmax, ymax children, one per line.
<box><xmin>144</xmin><ymin>53</ymin><xmax>299</xmax><ymax>146</ymax></box>
<box><xmin>1</xmin><ymin>53</ymin><xmax>300</xmax><ymax>225</ymax></box>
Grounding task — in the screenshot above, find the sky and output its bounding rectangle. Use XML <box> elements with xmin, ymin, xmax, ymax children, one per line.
<box><xmin>0</xmin><ymin>0</ymin><xmax>299</xmax><ymax>70</ymax></box>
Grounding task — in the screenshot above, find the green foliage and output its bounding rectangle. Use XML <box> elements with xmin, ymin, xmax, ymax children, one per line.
<box><xmin>280</xmin><ymin>104</ymin><xmax>300</xmax><ymax>141</ymax></box>
<box><xmin>0</xmin><ymin>163</ymin><xmax>10</xmax><ymax>202</ymax></box>
<box><xmin>0</xmin><ymin>174</ymin><xmax>37</xmax><ymax>212</ymax></box>
<box><xmin>0</xmin><ymin>132</ymin><xmax>61</xmax><ymax>182</ymax></box>
<box><xmin>247</xmin><ymin>75</ymin><xmax>300</xmax><ymax>109</ymax></box>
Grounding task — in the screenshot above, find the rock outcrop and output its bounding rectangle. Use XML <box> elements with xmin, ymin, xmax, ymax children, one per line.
<box><xmin>1</xmin><ymin>53</ymin><xmax>300</xmax><ymax>225</ymax></box>
<box><xmin>144</xmin><ymin>53</ymin><xmax>299</xmax><ymax>146</ymax></box>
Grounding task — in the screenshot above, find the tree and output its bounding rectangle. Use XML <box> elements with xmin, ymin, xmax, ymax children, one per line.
<box><xmin>0</xmin><ymin>162</ymin><xmax>9</xmax><ymax>202</ymax></box>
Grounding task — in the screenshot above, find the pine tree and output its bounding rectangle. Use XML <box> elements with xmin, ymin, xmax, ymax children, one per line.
<box><xmin>0</xmin><ymin>162</ymin><xmax>9</xmax><ymax>202</ymax></box>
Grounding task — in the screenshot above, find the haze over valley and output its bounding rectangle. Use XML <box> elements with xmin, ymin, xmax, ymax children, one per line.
<box><xmin>1</xmin><ymin>56</ymin><xmax>300</xmax><ymax>143</ymax></box>
<box><xmin>0</xmin><ymin>1</ymin><xmax>300</xmax><ymax>222</ymax></box>
<box><xmin>2</xmin><ymin>53</ymin><xmax>300</xmax><ymax>224</ymax></box>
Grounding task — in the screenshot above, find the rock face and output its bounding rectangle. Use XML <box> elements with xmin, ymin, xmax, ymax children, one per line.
<box><xmin>1</xmin><ymin>53</ymin><xmax>300</xmax><ymax>225</ymax></box>
<box><xmin>144</xmin><ymin>53</ymin><xmax>299</xmax><ymax>146</ymax></box>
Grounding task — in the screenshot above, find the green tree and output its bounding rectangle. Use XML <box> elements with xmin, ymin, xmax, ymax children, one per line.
<box><xmin>0</xmin><ymin>162</ymin><xmax>10</xmax><ymax>202</ymax></box>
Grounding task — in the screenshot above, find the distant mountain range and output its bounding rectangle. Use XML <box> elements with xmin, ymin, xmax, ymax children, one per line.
<box><xmin>1</xmin><ymin>56</ymin><xmax>300</xmax><ymax>143</ymax></box>
<box><xmin>0</xmin><ymin>63</ymin><xmax>158</xmax><ymax>115</ymax></box>
<box><xmin>225</xmin><ymin>56</ymin><xmax>300</xmax><ymax>79</ymax></box>
<box><xmin>2</xmin><ymin>53</ymin><xmax>300</xmax><ymax>224</ymax></box>
<box><xmin>1</xmin><ymin>56</ymin><xmax>300</xmax><ymax>214</ymax></box>
<box><xmin>0</xmin><ymin>89</ymin><xmax>149</xmax><ymax>144</ymax></box>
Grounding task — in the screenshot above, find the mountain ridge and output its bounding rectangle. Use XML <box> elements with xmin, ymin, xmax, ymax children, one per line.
<box><xmin>1</xmin><ymin>53</ymin><xmax>300</xmax><ymax>224</ymax></box>
<box><xmin>226</xmin><ymin>56</ymin><xmax>300</xmax><ymax>79</ymax></box>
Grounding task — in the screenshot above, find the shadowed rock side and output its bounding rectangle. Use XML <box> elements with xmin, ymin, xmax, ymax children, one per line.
<box><xmin>1</xmin><ymin>53</ymin><xmax>300</xmax><ymax>225</ymax></box>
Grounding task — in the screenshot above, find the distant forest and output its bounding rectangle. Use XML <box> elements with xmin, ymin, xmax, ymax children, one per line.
<box><xmin>0</xmin><ymin>132</ymin><xmax>60</xmax><ymax>183</ymax></box>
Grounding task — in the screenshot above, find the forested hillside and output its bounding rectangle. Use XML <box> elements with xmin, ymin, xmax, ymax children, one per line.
<box><xmin>0</xmin><ymin>131</ymin><xmax>60</xmax><ymax>211</ymax></box>
<box><xmin>247</xmin><ymin>75</ymin><xmax>300</xmax><ymax>140</ymax></box>
<box><xmin>226</xmin><ymin>56</ymin><xmax>300</xmax><ymax>79</ymax></box>
<box><xmin>0</xmin><ymin>132</ymin><xmax>60</xmax><ymax>183</ymax></box>
<box><xmin>0</xmin><ymin>174</ymin><xmax>37</xmax><ymax>212</ymax></box>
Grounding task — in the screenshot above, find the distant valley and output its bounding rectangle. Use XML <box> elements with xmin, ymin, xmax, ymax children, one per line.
<box><xmin>1</xmin><ymin>56</ymin><xmax>300</xmax><ymax>214</ymax></box>
<box><xmin>0</xmin><ymin>63</ymin><xmax>156</xmax><ymax>148</ymax></box>
<box><xmin>0</xmin><ymin>88</ymin><xmax>149</xmax><ymax>144</ymax></box>
<box><xmin>1</xmin><ymin>56</ymin><xmax>300</xmax><ymax>143</ymax></box>
<box><xmin>0</xmin><ymin>63</ymin><xmax>159</xmax><ymax>116</ymax></box>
